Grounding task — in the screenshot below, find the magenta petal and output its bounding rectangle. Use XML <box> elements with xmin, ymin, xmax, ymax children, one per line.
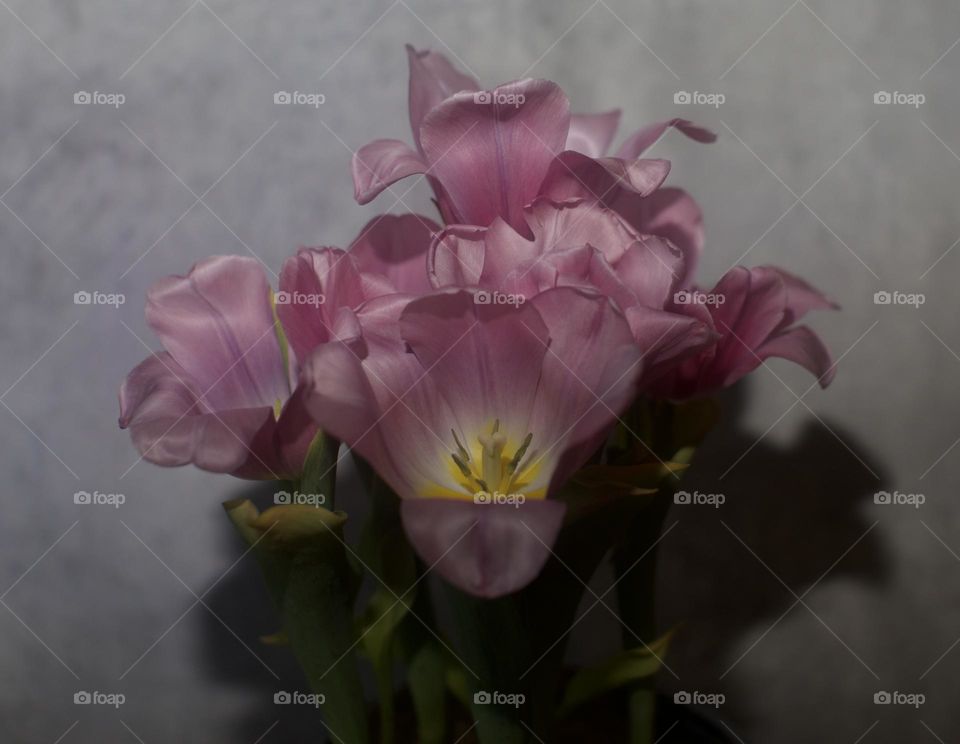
<box><xmin>625</xmin><ymin>306</ymin><xmax>715</xmax><ymax>382</ymax></box>
<box><xmin>353</xmin><ymin>139</ymin><xmax>427</xmax><ymax>204</ymax></box>
<box><xmin>541</xmin><ymin>152</ymin><xmax>671</xmax><ymax>205</ymax></box>
<box><xmin>119</xmin><ymin>352</ymin><xmax>275</xmax><ymax>474</ymax></box>
<box><xmin>758</xmin><ymin>326</ymin><xmax>836</xmax><ymax>387</ymax></box>
<box><xmin>400</xmin><ymin>498</ymin><xmax>566</xmax><ymax>598</ymax></box>
<box><xmin>406</xmin><ymin>45</ymin><xmax>480</xmax><ymax>149</ymax></box>
<box><xmin>145</xmin><ymin>256</ymin><xmax>288</xmax><ymax>412</ymax></box>
<box><xmin>419</xmin><ymin>79</ymin><xmax>571</xmax><ymax>230</ymax></box>
<box><xmin>349</xmin><ymin>213</ymin><xmax>440</xmax><ymax>294</ymax></box>
<box><xmin>278</xmin><ymin>248</ymin><xmax>376</xmax><ymax>363</ymax></box>
<box><xmin>616</xmin><ymin>188</ymin><xmax>705</xmax><ymax>287</ymax></box>
<box><xmin>616</xmin><ymin>118</ymin><xmax>717</xmax><ymax>159</ymax></box>
<box><xmin>566</xmin><ymin>110</ymin><xmax>622</xmax><ymax>157</ymax></box>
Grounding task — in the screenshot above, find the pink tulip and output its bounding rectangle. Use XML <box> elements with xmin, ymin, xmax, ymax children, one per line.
<box><xmin>353</xmin><ymin>45</ymin><xmax>714</xmax><ymax>260</ymax></box>
<box><xmin>429</xmin><ymin>198</ymin><xmax>714</xmax><ymax>383</ymax></box>
<box><xmin>118</xmin><ymin>215</ymin><xmax>432</xmax><ymax>478</ymax></box>
<box><xmin>119</xmin><ymin>256</ymin><xmax>311</xmax><ymax>479</ymax></box>
<box><xmin>650</xmin><ymin>266</ymin><xmax>838</xmax><ymax>398</ymax></box>
<box><xmin>301</xmin><ymin>288</ymin><xmax>643</xmax><ymax>597</ymax></box>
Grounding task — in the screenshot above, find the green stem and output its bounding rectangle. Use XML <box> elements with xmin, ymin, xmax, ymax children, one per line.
<box><xmin>613</xmin><ymin>491</ymin><xmax>671</xmax><ymax>744</ymax></box>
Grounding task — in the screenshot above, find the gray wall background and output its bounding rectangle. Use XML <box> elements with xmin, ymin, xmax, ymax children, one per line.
<box><xmin>2</xmin><ymin>1</ymin><xmax>959</xmax><ymax>742</ymax></box>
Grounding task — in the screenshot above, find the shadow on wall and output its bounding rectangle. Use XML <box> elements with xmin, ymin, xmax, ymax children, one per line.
<box><xmin>192</xmin><ymin>385</ymin><xmax>889</xmax><ymax>742</ymax></box>
<box><xmin>656</xmin><ymin>385</ymin><xmax>889</xmax><ymax>728</ymax></box>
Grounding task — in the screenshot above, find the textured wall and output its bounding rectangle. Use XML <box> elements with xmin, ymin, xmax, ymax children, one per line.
<box><xmin>1</xmin><ymin>1</ymin><xmax>959</xmax><ymax>742</ymax></box>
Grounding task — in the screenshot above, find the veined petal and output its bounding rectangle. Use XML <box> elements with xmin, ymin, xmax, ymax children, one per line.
<box><xmin>566</xmin><ymin>110</ymin><xmax>622</xmax><ymax>157</ymax></box>
<box><xmin>145</xmin><ymin>256</ymin><xmax>288</xmax><ymax>412</ymax></box>
<box><xmin>419</xmin><ymin>79</ymin><xmax>571</xmax><ymax>230</ymax></box>
<box><xmin>401</xmin><ymin>498</ymin><xmax>566</xmax><ymax>598</ymax></box>
<box><xmin>527</xmin><ymin>288</ymin><xmax>644</xmax><ymax>487</ymax></box>
<box><xmin>399</xmin><ymin>290</ymin><xmax>549</xmax><ymax>438</ymax></box>
<box><xmin>353</xmin><ymin>139</ymin><xmax>427</xmax><ymax>204</ymax></box>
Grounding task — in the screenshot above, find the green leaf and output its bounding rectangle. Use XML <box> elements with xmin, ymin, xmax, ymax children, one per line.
<box><xmin>560</xmin><ymin>631</ymin><xmax>674</xmax><ymax>715</ymax></box>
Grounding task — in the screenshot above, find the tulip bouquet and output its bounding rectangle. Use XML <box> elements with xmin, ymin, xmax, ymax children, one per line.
<box><xmin>120</xmin><ymin>46</ymin><xmax>836</xmax><ymax>744</ymax></box>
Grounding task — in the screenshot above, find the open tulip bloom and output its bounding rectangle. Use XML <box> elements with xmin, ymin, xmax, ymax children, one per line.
<box><xmin>119</xmin><ymin>44</ymin><xmax>838</xmax><ymax>744</ymax></box>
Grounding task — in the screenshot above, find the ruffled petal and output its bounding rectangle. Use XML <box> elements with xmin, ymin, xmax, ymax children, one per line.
<box><xmin>540</xmin><ymin>152</ymin><xmax>671</xmax><ymax>205</ymax></box>
<box><xmin>278</xmin><ymin>248</ymin><xmax>379</xmax><ymax>363</ymax></box>
<box><xmin>614</xmin><ymin>188</ymin><xmax>705</xmax><ymax>288</ymax></box>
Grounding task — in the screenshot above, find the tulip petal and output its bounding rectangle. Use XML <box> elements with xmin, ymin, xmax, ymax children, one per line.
<box><xmin>613</xmin><ymin>188</ymin><xmax>705</xmax><ymax>287</ymax></box>
<box><xmin>566</xmin><ymin>110</ymin><xmax>622</xmax><ymax>157</ymax></box>
<box><xmin>349</xmin><ymin>213</ymin><xmax>440</xmax><ymax>294</ymax></box>
<box><xmin>419</xmin><ymin>79</ymin><xmax>571</xmax><ymax>230</ymax></box>
<box><xmin>119</xmin><ymin>352</ymin><xmax>276</xmax><ymax>475</ymax></box>
<box><xmin>541</xmin><ymin>152</ymin><xmax>671</xmax><ymax>205</ymax></box>
<box><xmin>353</xmin><ymin>139</ymin><xmax>428</xmax><ymax>204</ymax></box>
<box><xmin>278</xmin><ymin>248</ymin><xmax>380</xmax><ymax>363</ymax></box>
<box><xmin>624</xmin><ymin>306</ymin><xmax>715</xmax><ymax>382</ymax></box>
<box><xmin>527</xmin><ymin>288</ymin><xmax>644</xmax><ymax>486</ymax></box>
<box><xmin>616</xmin><ymin>118</ymin><xmax>717</xmax><ymax>159</ymax></box>
<box><xmin>401</xmin><ymin>498</ymin><xmax>566</xmax><ymax>598</ymax></box>
<box><xmin>757</xmin><ymin>325</ymin><xmax>836</xmax><ymax>387</ymax></box>
<box><xmin>400</xmin><ymin>290</ymin><xmax>549</xmax><ymax>437</ymax></box>
<box><xmin>145</xmin><ymin>256</ymin><xmax>289</xmax><ymax>412</ymax></box>
<box><xmin>406</xmin><ymin>45</ymin><xmax>480</xmax><ymax>149</ymax></box>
